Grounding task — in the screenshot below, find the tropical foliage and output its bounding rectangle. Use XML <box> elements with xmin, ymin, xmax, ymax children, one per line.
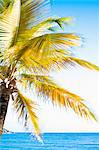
<box><xmin>0</xmin><ymin>0</ymin><xmax>98</xmax><ymax>139</ymax></box>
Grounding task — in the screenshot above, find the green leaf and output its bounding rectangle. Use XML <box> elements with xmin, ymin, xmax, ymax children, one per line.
<box><xmin>0</xmin><ymin>0</ymin><xmax>20</xmax><ymax>51</ymax></box>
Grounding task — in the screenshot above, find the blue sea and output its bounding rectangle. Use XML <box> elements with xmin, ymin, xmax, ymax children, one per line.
<box><xmin>0</xmin><ymin>133</ymin><xmax>99</xmax><ymax>150</ymax></box>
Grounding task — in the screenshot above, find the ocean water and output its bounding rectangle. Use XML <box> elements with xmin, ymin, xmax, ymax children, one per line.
<box><xmin>0</xmin><ymin>133</ymin><xmax>99</xmax><ymax>150</ymax></box>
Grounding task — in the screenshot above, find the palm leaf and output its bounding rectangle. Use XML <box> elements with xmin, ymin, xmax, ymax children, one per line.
<box><xmin>20</xmin><ymin>74</ymin><xmax>96</xmax><ymax>121</ymax></box>
<box><xmin>5</xmin><ymin>33</ymin><xmax>79</xmax><ymax>69</ymax></box>
<box><xmin>0</xmin><ymin>0</ymin><xmax>20</xmax><ymax>51</ymax></box>
<box><xmin>19</xmin><ymin>33</ymin><xmax>80</xmax><ymax>59</ymax></box>
<box><xmin>0</xmin><ymin>73</ymin><xmax>4</xmax><ymax>80</ymax></box>
<box><xmin>4</xmin><ymin>45</ymin><xmax>49</xmax><ymax>74</ymax></box>
<box><xmin>53</xmin><ymin>17</ymin><xmax>72</xmax><ymax>29</ymax></box>
<box><xmin>0</xmin><ymin>65</ymin><xmax>11</xmax><ymax>78</ymax></box>
<box><xmin>16</xmin><ymin>0</ymin><xmax>50</xmax><ymax>43</ymax></box>
<box><xmin>13</xmin><ymin>91</ymin><xmax>40</xmax><ymax>136</ymax></box>
<box><xmin>6</xmin><ymin>32</ymin><xmax>99</xmax><ymax>72</ymax></box>
<box><xmin>41</xmin><ymin>56</ymin><xmax>99</xmax><ymax>71</ymax></box>
<box><xmin>30</xmin><ymin>17</ymin><xmax>73</xmax><ymax>39</ymax></box>
<box><xmin>65</xmin><ymin>57</ymin><xmax>99</xmax><ymax>71</ymax></box>
<box><xmin>0</xmin><ymin>0</ymin><xmax>11</xmax><ymax>13</ymax></box>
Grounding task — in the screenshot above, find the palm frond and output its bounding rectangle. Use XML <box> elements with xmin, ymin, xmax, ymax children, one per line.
<box><xmin>52</xmin><ymin>17</ymin><xmax>73</xmax><ymax>30</ymax></box>
<box><xmin>66</xmin><ymin>57</ymin><xmax>99</xmax><ymax>71</ymax></box>
<box><xmin>4</xmin><ymin>45</ymin><xmax>49</xmax><ymax>74</ymax></box>
<box><xmin>43</xmin><ymin>56</ymin><xmax>99</xmax><ymax>71</ymax></box>
<box><xmin>21</xmin><ymin>33</ymin><xmax>80</xmax><ymax>59</ymax></box>
<box><xmin>30</xmin><ymin>17</ymin><xmax>73</xmax><ymax>39</ymax></box>
<box><xmin>13</xmin><ymin>91</ymin><xmax>40</xmax><ymax>136</ymax></box>
<box><xmin>20</xmin><ymin>74</ymin><xmax>96</xmax><ymax>121</ymax></box>
<box><xmin>0</xmin><ymin>73</ymin><xmax>4</xmax><ymax>80</ymax></box>
<box><xmin>6</xmin><ymin>32</ymin><xmax>99</xmax><ymax>72</ymax></box>
<box><xmin>28</xmin><ymin>33</ymin><xmax>80</xmax><ymax>58</ymax></box>
<box><xmin>0</xmin><ymin>0</ymin><xmax>20</xmax><ymax>51</ymax></box>
<box><xmin>0</xmin><ymin>0</ymin><xmax>11</xmax><ymax>13</ymax></box>
<box><xmin>16</xmin><ymin>0</ymin><xmax>50</xmax><ymax>43</ymax></box>
<box><xmin>0</xmin><ymin>65</ymin><xmax>11</xmax><ymax>78</ymax></box>
<box><xmin>5</xmin><ymin>33</ymin><xmax>79</xmax><ymax>68</ymax></box>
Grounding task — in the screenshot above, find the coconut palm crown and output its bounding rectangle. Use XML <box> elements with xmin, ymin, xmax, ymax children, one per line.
<box><xmin>0</xmin><ymin>0</ymin><xmax>99</xmax><ymax>138</ymax></box>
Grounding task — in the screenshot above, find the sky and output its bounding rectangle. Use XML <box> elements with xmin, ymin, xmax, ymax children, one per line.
<box><xmin>52</xmin><ymin>0</ymin><xmax>99</xmax><ymax>3</ymax></box>
<box><xmin>4</xmin><ymin>0</ymin><xmax>99</xmax><ymax>133</ymax></box>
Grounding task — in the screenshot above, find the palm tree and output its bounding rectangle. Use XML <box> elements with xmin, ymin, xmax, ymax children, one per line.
<box><xmin>0</xmin><ymin>0</ymin><xmax>98</xmax><ymax>138</ymax></box>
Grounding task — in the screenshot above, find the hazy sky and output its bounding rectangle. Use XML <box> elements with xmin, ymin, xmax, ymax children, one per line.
<box><xmin>5</xmin><ymin>0</ymin><xmax>99</xmax><ymax>133</ymax></box>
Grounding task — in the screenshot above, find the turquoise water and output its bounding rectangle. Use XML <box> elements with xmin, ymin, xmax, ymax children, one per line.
<box><xmin>0</xmin><ymin>133</ymin><xmax>99</xmax><ymax>150</ymax></box>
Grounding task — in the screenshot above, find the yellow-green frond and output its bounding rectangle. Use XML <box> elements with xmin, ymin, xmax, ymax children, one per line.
<box><xmin>4</xmin><ymin>45</ymin><xmax>49</xmax><ymax>74</ymax></box>
<box><xmin>52</xmin><ymin>17</ymin><xmax>73</xmax><ymax>29</ymax></box>
<box><xmin>0</xmin><ymin>65</ymin><xmax>11</xmax><ymax>78</ymax></box>
<box><xmin>23</xmin><ymin>33</ymin><xmax>80</xmax><ymax>59</ymax></box>
<box><xmin>0</xmin><ymin>0</ymin><xmax>11</xmax><ymax>13</ymax></box>
<box><xmin>13</xmin><ymin>91</ymin><xmax>40</xmax><ymax>136</ymax></box>
<box><xmin>31</xmin><ymin>17</ymin><xmax>73</xmax><ymax>38</ymax></box>
<box><xmin>64</xmin><ymin>57</ymin><xmax>99</xmax><ymax>71</ymax></box>
<box><xmin>0</xmin><ymin>0</ymin><xmax>20</xmax><ymax>51</ymax></box>
<box><xmin>40</xmin><ymin>56</ymin><xmax>99</xmax><ymax>71</ymax></box>
<box><xmin>4</xmin><ymin>33</ymin><xmax>80</xmax><ymax>73</ymax></box>
<box><xmin>21</xmin><ymin>74</ymin><xmax>96</xmax><ymax>121</ymax></box>
<box><xmin>5</xmin><ymin>33</ymin><xmax>80</xmax><ymax>66</ymax></box>
<box><xmin>0</xmin><ymin>73</ymin><xmax>4</xmax><ymax>80</ymax></box>
<box><xmin>16</xmin><ymin>0</ymin><xmax>50</xmax><ymax>43</ymax></box>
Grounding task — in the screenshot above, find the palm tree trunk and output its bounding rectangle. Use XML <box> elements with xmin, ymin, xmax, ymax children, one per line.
<box><xmin>0</xmin><ymin>82</ymin><xmax>10</xmax><ymax>134</ymax></box>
